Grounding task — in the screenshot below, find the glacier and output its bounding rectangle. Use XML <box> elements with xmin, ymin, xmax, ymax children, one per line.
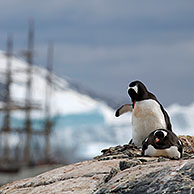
<box><xmin>0</xmin><ymin>51</ymin><xmax>193</xmax><ymax>164</ymax></box>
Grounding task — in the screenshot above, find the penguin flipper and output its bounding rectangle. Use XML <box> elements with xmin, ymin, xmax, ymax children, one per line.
<box><xmin>115</xmin><ymin>104</ymin><xmax>133</xmax><ymax>117</ymax></box>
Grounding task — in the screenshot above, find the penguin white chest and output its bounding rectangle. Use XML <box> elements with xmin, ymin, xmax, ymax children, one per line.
<box><xmin>145</xmin><ymin>145</ymin><xmax>181</xmax><ymax>159</ymax></box>
<box><xmin>132</xmin><ymin>99</ymin><xmax>166</xmax><ymax>146</ymax></box>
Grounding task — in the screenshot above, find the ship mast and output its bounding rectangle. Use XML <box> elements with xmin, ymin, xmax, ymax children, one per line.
<box><xmin>2</xmin><ymin>35</ymin><xmax>13</xmax><ymax>161</ymax></box>
<box><xmin>24</xmin><ymin>20</ymin><xmax>34</xmax><ymax>166</ymax></box>
<box><xmin>45</xmin><ymin>43</ymin><xmax>54</xmax><ymax>162</ymax></box>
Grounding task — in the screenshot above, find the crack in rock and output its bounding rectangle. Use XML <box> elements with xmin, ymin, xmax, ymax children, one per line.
<box><xmin>103</xmin><ymin>168</ymin><xmax>118</xmax><ymax>183</ymax></box>
<box><xmin>16</xmin><ymin>172</ymin><xmax>109</xmax><ymax>189</ymax></box>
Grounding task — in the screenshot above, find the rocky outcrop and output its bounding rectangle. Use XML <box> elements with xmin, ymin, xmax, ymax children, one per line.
<box><xmin>0</xmin><ymin>136</ymin><xmax>194</xmax><ymax>194</ymax></box>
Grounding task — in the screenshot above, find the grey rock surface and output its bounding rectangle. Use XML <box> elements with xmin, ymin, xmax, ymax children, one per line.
<box><xmin>1</xmin><ymin>138</ymin><xmax>194</xmax><ymax>194</ymax></box>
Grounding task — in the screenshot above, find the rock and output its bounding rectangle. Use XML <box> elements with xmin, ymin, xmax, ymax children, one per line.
<box><xmin>103</xmin><ymin>168</ymin><xmax>118</xmax><ymax>183</ymax></box>
<box><xmin>179</xmin><ymin>135</ymin><xmax>194</xmax><ymax>154</ymax></box>
<box><xmin>0</xmin><ymin>159</ymin><xmax>123</xmax><ymax>194</ymax></box>
<box><xmin>1</xmin><ymin>158</ymin><xmax>194</xmax><ymax>194</ymax></box>
<box><xmin>94</xmin><ymin>159</ymin><xmax>194</xmax><ymax>194</ymax></box>
<box><xmin>1</xmin><ymin>137</ymin><xmax>194</xmax><ymax>194</ymax></box>
<box><xmin>119</xmin><ymin>159</ymin><xmax>142</xmax><ymax>171</ymax></box>
<box><xmin>97</xmin><ymin>144</ymin><xmax>142</xmax><ymax>160</ymax></box>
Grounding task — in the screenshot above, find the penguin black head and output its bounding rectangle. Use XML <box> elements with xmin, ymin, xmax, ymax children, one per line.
<box><xmin>128</xmin><ymin>81</ymin><xmax>149</xmax><ymax>104</ymax></box>
<box><xmin>153</xmin><ymin>129</ymin><xmax>168</xmax><ymax>146</ymax></box>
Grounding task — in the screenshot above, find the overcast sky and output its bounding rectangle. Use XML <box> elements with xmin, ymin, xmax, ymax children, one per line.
<box><xmin>0</xmin><ymin>0</ymin><xmax>194</xmax><ymax>107</ymax></box>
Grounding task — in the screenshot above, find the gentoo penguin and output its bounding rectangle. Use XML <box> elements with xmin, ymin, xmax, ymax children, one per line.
<box><xmin>142</xmin><ymin>129</ymin><xmax>183</xmax><ymax>159</ymax></box>
<box><xmin>115</xmin><ymin>80</ymin><xmax>172</xmax><ymax>147</ymax></box>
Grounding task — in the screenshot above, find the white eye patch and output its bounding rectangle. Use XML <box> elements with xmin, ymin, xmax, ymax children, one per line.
<box><xmin>129</xmin><ymin>85</ymin><xmax>138</xmax><ymax>94</ymax></box>
<box><xmin>154</xmin><ymin>130</ymin><xmax>168</xmax><ymax>137</ymax></box>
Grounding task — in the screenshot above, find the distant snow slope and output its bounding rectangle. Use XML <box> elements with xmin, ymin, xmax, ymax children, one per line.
<box><xmin>0</xmin><ymin>51</ymin><xmax>193</xmax><ymax>163</ymax></box>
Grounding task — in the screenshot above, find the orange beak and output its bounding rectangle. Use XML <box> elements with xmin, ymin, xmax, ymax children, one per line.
<box><xmin>133</xmin><ymin>100</ymin><xmax>136</xmax><ymax>107</ymax></box>
<box><xmin>155</xmin><ymin>138</ymin><xmax>160</xmax><ymax>142</ymax></box>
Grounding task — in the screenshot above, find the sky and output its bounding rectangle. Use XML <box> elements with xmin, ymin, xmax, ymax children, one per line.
<box><xmin>0</xmin><ymin>0</ymin><xmax>194</xmax><ymax>107</ymax></box>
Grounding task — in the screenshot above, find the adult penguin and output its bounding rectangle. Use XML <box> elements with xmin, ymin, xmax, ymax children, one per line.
<box><xmin>142</xmin><ymin>129</ymin><xmax>183</xmax><ymax>159</ymax></box>
<box><xmin>115</xmin><ymin>80</ymin><xmax>172</xmax><ymax>147</ymax></box>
